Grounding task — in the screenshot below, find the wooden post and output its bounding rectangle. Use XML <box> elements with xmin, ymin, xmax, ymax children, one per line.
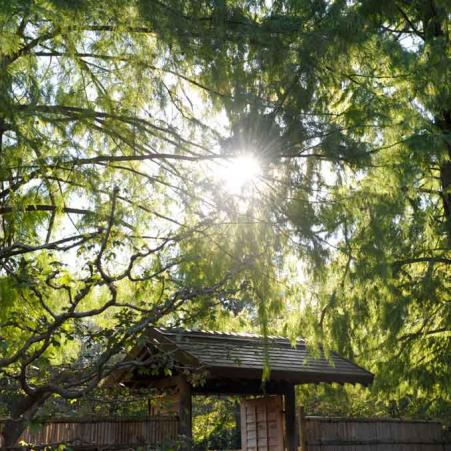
<box><xmin>240</xmin><ymin>399</ymin><xmax>248</xmax><ymax>450</ymax></box>
<box><xmin>177</xmin><ymin>377</ymin><xmax>192</xmax><ymax>450</ymax></box>
<box><xmin>298</xmin><ymin>406</ymin><xmax>307</xmax><ymax>451</ymax></box>
<box><xmin>284</xmin><ymin>385</ymin><xmax>297</xmax><ymax>451</ymax></box>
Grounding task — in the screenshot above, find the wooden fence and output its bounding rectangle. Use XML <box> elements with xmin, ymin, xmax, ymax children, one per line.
<box><xmin>2</xmin><ymin>414</ymin><xmax>450</xmax><ymax>450</ymax></box>
<box><xmin>0</xmin><ymin>416</ymin><xmax>179</xmax><ymax>449</ymax></box>
<box><xmin>299</xmin><ymin>415</ymin><xmax>450</xmax><ymax>451</ymax></box>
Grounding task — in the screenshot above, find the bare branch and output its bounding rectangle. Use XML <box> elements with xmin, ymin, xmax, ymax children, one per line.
<box><xmin>0</xmin><ymin>231</ymin><xmax>101</xmax><ymax>259</ymax></box>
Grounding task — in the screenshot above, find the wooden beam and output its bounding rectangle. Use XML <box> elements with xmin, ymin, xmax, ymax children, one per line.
<box><xmin>192</xmin><ymin>377</ymin><xmax>291</xmax><ymax>396</ymax></box>
<box><xmin>143</xmin><ymin>375</ymin><xmax>182</xmax><ymax>390</ymax></box>
<box><xmin>177</xmin><ymin>376</ymin><xmax>192</xmax><ymax>450</ymax></box>
<box><xmin>284</xmin><ymin>384</ymin><xmax>297</xmax><ymax>451</ymax></box>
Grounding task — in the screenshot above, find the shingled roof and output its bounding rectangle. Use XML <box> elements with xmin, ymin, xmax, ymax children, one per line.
<box><xmin>143</xmin><ymin>328</ymin><xmax>373</xmax><ymax>387</ymax></box>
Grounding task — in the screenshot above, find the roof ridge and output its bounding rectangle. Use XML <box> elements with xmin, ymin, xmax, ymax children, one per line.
<box><xmin>156</xmin><ymin>326</ymin><xmax>306</xmax><ymax>343</ymax></box>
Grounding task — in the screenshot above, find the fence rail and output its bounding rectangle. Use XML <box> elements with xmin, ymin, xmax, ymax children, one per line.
<box><xmin>0</xmin><ymin>416</ymin><xmax>179</xmax><ymax>448</ymax></box>
<box><xmin>299</xmin><ymin>415</ymin><xmax>450</xmax><ymax>451</ymax></box>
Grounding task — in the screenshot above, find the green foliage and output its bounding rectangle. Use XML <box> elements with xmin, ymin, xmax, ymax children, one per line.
<box><xmin>254</xmin><ymin>0</ymin><xmax>451</xmax><ymax>421</ymax></box>
<box><xmin>192</xmin><ymin>396</ymin><xmax>241</xmax><ymax>450</ymax></box>
<box><xmin>0</xmin><ymin>1</ymin><xmax>450</xmax><ymax>443</ymax></box>
<box><xmin>150</xmin><ymin>0</ymin><xmax>450</xmax><ymax>423</ymax></box>
<box><xmin>0</xmin><ymin>2</ymin><xmax>291</xmax><ymax>442</ymax></box>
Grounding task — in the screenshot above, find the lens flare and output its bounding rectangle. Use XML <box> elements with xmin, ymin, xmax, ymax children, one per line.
<box><xmin>214</xmin><ymin>154</ymin><xmax>262</xmax><ymax>194</ymax></box>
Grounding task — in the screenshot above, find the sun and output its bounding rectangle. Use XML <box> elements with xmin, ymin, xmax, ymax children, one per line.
<box><xmin>213</xmin><ymin>154</ymin><xmax>262</xmax><ymax>194</ymax></box>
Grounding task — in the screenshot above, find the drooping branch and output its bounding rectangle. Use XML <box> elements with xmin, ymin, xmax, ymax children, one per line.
<box><xmin>17</xmin><ymin>104</ymin><xmax>215</xmax><ymax>154</ymax></box>
<box><xmin>0</xmin><ymin>204</ymin><xmax>94</xmax><ymax>215</ymax></box>
<box><xmin>393</xmin><ymin>256</ymin><xmax>451</xmax><ymax>268</ymax></box>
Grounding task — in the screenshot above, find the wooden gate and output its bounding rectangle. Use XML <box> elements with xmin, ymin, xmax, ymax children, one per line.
<box><xmin>240</xmin><ymin>396</ymin><xmax>284</xmax><ymax>451</ymax></box>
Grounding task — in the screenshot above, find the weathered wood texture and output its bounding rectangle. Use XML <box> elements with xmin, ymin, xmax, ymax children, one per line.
<box><xmin>240</xmin><ymin>396</ymin><xmax>284</xmax><ymax>451</ymax></box>
<box><xmin>285</xmin><ymin>386</ymin><xmax>298</xmax><ymax>451</ymax></box>
<box><xmin>299</xmin><ymin>416</ymin><xmax>450</xmax><ymax>451</ymax></box>
<box><xmin>0</xmin><ymin>416</ymin><xmax>179</xmax><ymax>448</ymax></box>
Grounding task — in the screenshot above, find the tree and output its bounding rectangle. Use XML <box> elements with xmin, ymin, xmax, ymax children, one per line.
<box><xmin>194</xmin><ymin>0</ymin><xmax>450</xmax><ymax>419</ymax></box>
<box><xmin>286</xmin><ymin>0</ymin><xmax>451</xmax><ymax>419</ymax></box>
<box><xmin>0</xmin><ymin>1</ymin><xmax>288</xmax><ymax>446</ymax></box>
<box><xmin>148</xmin><ymin>0</ymin><xmax>450</xmax><ymax>419</ymax></box>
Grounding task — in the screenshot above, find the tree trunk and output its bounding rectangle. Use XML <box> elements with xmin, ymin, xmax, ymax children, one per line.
<box><xmin>438</xmin><ymin>111</ymin><xmax>451</xmax><ymax>244</ymax></box>
<box><xmin>425</xmin><ymin>3</ymin><xmax>451</xmax><ymax>244</ymax></box>
<box><xmin>1</xmin><ymin>419</ymin><xmax>27</xmax><ymax>450</ymax></box>
<box><xmin>440</xmin><ymin>160</ymin><xmax>451</xmax><ymax>241</ymax></box>
<box><xmin>0</xmin><ymin>393</ymin><xmax>50</xmax><ymax>449</ymax></box>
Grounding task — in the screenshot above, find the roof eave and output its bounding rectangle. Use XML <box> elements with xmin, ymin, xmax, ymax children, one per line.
<box><xmin>207</xmin><ymin>365</ymin><xmax>374</xmax><ymax>387</ymax></box>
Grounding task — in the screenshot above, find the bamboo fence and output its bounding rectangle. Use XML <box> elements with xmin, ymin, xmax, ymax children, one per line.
<box><xmin>1</xmin><ymin>414</ymin><xmax>450</xmax><ymax>450</ymax></box>
<box><xmin>298</xmin><ymin>414</ymin><xmax>450</xmax><ymax>451</ymax></box>
<box><xmin>0</xmin><ymin>416</ymin><xmax>179</xmax><ymax>448</ymax></box>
